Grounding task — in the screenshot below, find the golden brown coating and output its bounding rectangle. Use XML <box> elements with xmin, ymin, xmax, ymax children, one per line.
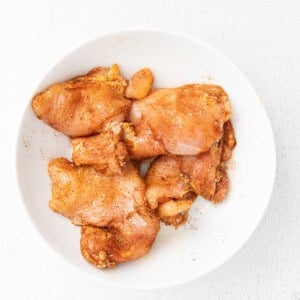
<box><xmin>32</xmin><ymin>64</ymin><xmax>131</xmax><ymax>137</ymax></box>
<box><xmin>125</xmin><ymin>68</ymin><xmax>154</xmax><ymax>100</ymax></box>
<box><xmin>71</xmin><ymin>123</ymin><xmax>128</xmax><ymax>174</ymax></box>
<box><xmin>145</xmin><ymin>121</ymin><xmax>235</xmax><ymax>226</ymax></box>
<box><xmin>48</xmin><ymin>158</ymin><xmax>159</xmax><ymax>267</ymax></box>
<box><xmin>126</xmin><ymin>84</ymin><xmax>231</xmax><ymax>160</ymax></box>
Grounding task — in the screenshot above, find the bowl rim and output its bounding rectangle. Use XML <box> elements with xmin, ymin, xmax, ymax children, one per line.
<box><xmin>15</xmin><ymin>27</ymin><xmax>277</xmax><ymax>290</ymax></box>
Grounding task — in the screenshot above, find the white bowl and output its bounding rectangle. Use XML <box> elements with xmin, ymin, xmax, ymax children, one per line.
<box><xmin>16</xmin><ymin>29</ymin><xmax>276</xmax><ymax>289</ymax></box>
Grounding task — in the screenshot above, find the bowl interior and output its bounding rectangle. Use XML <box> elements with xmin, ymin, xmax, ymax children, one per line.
<box><xmin>17</xmin><ymin>30</ymin><xmax>276</xmax><ymax>289</ymax></box>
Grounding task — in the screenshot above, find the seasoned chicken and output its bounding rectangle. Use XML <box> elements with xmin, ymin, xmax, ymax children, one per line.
<box><xmin>157</xmin><ymin>193</ymin><xmax>197</xmax><ymax>227</ymax></box>
<box><xmin>32</xmin><ymin>64</ymin><xmax>131</xmax><ymax>137</ymax></box>
<box><xmin>145</xmin><ymin>121</ymin><xmax>236</xmax><ymax>226</ymax></box>
<box><xmin>48</xmin><ymin>158</ymin><xmax>159</xmax><ymax>268</ymax></box>
<box><xmin>125</xmin><ymin>68</ymin><xmax>154</xmax><ymax>100</ymax></box>
<box><xmin>125</xmin><ymin>84</ymin><xmax>231</xmax><ymax>160</ymax></box>
<box><xmin>123</xmin><ymin>122</ymin><xmax>166</xmax><ymax>159</ymax></box>
<box><xmin>71</xmin><ymin>123</ymin><xmax>128</xmax><ymax>174</ymax></box>
<box><xmin>32</xmin><ymin>59</ymin><xmax>237</xmax><ymax>270</ymax></box>
<box><xmin>221</xmin><ymin>120</ymin><xmax>236</xmax><ymax>162</ymax></box>
<box><xmin>81</xmin><ymin>204</ymin><xmax>158</xmax><ymax>268</ymax></box>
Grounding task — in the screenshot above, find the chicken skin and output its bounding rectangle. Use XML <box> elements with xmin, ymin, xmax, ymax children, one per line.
<box><xmin>145</xmin><ymin>121</ymin><xmax>236</xmax><ymax>226</ymax></box>
<box><xmin>48</xmin><ymin>158</ymin><xmax>159</xmax><ymax>268</ymax></box>
<box><xmin>32</xmin><ymin>64</ymin><xmax>131</xmax><ymax>137</ymax></box>
<box><xmin>71</xmin><ymin>123</ymin><xmax>128</xmax><ymax>174</ymax></box>
<box><xmin>124</xmin><ymin>84</ymin><xmax>231</xmax><ymax>160</ymax></box>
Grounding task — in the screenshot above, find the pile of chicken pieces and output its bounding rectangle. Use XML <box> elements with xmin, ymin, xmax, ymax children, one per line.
<box><xmin>32</xmin><ymin>64</ymin><xmax>235</xmax><ymax>269</ymax></box>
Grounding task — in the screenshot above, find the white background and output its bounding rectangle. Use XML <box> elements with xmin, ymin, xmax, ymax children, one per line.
<box><xmin>0</xmin><ymin>0</ymin><xmax>299</xmax><ymax>299</ymax></box>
